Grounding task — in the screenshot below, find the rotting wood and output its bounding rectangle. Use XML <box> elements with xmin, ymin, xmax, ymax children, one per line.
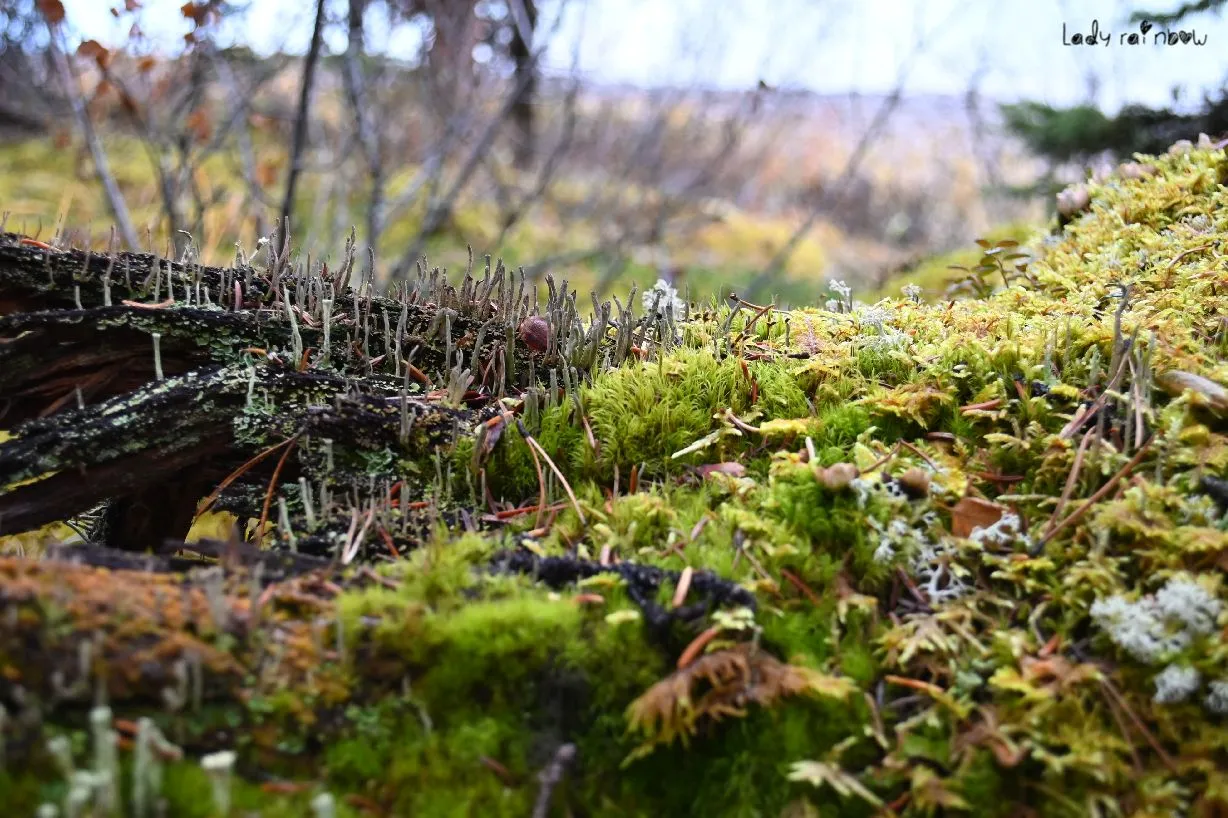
<box><xmin>0</xmin><ymin>232</ymin><xmax>648</xmax><ymax>554</ymax></box>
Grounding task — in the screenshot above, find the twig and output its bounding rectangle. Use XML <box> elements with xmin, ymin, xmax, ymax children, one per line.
<box><xmin>196</xmin><ymin>435</ymin><xmax>299</xmax><ymax>519</ymax></box>
<box><xmin>45</xmin><ymin>24</ymin><xmax>138</xmax><ymax>248</ymax></box>
<box><xmin>530</xmin><ymin>743</ymin><xmax>576</xmax><ymax>818</ymax></box>
<box><xmin>1031</xmin><ymin>433</ymin><xmax>1154</xmax><ymax>554</ymax></box>
<box><xmin>494</xmin><ymin>78</ymin><xmax>577</xmax><ymax>246</ymax></box>
<box><xmin>343</xmin><ymin>0</ymin><xmax>385</xmax><ymax>251</ymax></box>
<box><xmin>1099</xmin><ymin>681</ymin><xmax>1145</xmax><ymax>774</ymax></box>
<box><xmin>1163</xmin><ymin>243</ymin><xmax>1212</xmax><ymax>274</ymax></box>
<box><xmin>744</xmin><ymin>2</ymin><xmax>963</xmax><ymax>301</ymax></box>
<box><xmin>677</xmin><ymin>626</ymin><xmax>721</xmax><ymax>669</ymax></box>
<box><xmin>516</xmin><ymin>418</ymin><xmax>586</xmax><ymax>525</ymax></box>
<box><xmin>671</xmin><ymin>566</ymin><xmax>694</xmax><ymax>608</ymax></box>
<box><xmin>883</xmin><ymin>675</ymin><xmax>945</xmax><ymax>696</ymax></box>
<box><xmin>341</xmin><ymin>505</ymin><xmax>376</xmax><ymax>565</ymax></box>
<box><xmin>960</xmin><ymin>398</ymin><xmax>1003</xmax><ymax>413</ymax></box>
<box><xmin>899</xmin><ymin>440</ymin><xmax>939</xmax><ymax>471</ymax></box>
<box><xmin>1098</xmin><ymin>677</ymin><xmax>1175</xmax><ymax>772</ymax></box>
<box><xmin>255</xmin><ymin>433</ymin><xmax>301</xmax><ymax>544</ymax></box>
<box><xmin>1060</xmin><ymin>343</ymin><xmax>1132</xmax><ymax>439</ymax></box>
<box><xmin>391</xmin><ymin>43</ymin><xmax>552</xmax><ymax>279</ymax></box>
<box><xmin>580</xmin><ymin>410</ymin><xmax>600</xmax><ymax>455</ymax></box>
<box><xmin>780</xmin><ymin>568</ymin><xmax>822</xmax><ymax>607</ymax></box>
<box><xmin>483</xmin><ymin>502</ymin><xmax>570</xmax><ymax>522</ymax></box>
<box><xmin>862</xmin><ymin>442</ymin><xmax>902</xmax><ymax>474</ymax></box>
<box><xmin>520</xmin><ymin>423</ymin><xmax>549</xmax><ymax>529</ymax></box>
<box><xmin>1042</xmin><ymin>430</ymin><xmax>1093</xmax><ymax>538</ymax></box>
<box><xmin>507</xmin><ymin>0</ymin><xmax>540</xmax><ymax>171</ymax></box>
<box><xmin>208</xmin><ymin>48</ymin><xmax>271</xmax><ymax>240</ymax></box>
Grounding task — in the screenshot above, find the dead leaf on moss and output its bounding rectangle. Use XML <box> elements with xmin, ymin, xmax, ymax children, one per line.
<box><xmin>950</xmin><ymin>496</ymin><xmax>1006</xmax><ymax>538</ymax></box>
<box><xmin>624</xmin><ymin>643</ymin><xmax>855</xmax><ymax>762</ymax></box>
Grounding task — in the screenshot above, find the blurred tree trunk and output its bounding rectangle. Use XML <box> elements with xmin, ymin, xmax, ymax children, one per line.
<box><xmin>345</xmin><ymin>0</ymin><xmax>386</xmax><ymax>254</ymax></box>
<box><xmin>426</xmin><ymin>0</ymin><xmax>479</xmax><ymax>108</ymax></box>
<box><xmin>280</xmin><ymin>0</ymin><xmax>329</xmax><ymax>235</ymax></box>
<box><xmin>510</xmin><ymin>0</ymin><xmax>538</xmax><ymax>170</ymax></box>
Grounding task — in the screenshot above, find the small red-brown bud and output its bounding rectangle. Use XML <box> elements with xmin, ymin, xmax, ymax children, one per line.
<box><xmin>518</xmin><ymin>316</ymin><xmax>550</xmax><ymax>353</ymax></box>
<box><xmin>1118</xmin><ymin>162</ymin><xmax>1157</xmax><ymax>180</ymax></box>
<box><xmin>813</xmin><ymin>462</ymin><xmax>858</xmax><ymax>490</ymax></box>
<box><xmin>896</xmin><ymin>467</ymin><xmax>931</xmax><ymax>499</ymax></box>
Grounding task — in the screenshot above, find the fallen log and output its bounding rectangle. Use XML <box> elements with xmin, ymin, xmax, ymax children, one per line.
<box><xmin>0</xmin><ymin>232</ymin><xmax>636</xmax><ymax>552</ymax></box>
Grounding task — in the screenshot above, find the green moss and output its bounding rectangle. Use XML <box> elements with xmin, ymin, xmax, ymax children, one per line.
<box><xmin>579</xmin><ymin>347</ymin><xmax>813</xmax><ymax>481</ymax></box>
<box><xmin>854</xmin><ymin>345</ymin><xmax>915</xmax><ymax>386</ymax></box>
<box><xmin>597</xmin><ymin>700</ymin><xmax>878</xmax><ymax>818</ymax></box>
<box><xmin>811</xmin><ymin>403</ymin><xmax>873</xmax><ymax>452</ymax></box>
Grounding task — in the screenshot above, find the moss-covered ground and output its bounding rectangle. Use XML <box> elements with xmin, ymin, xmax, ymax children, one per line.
<box><xmin>2</xmin><ymin>142</ymin><xmax>1228</xmax><ymax>816</ymax></box>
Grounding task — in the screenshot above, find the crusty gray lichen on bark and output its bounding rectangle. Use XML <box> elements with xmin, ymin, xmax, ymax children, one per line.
<box><xmin>0</xmin><ymin>232</ymin><xmax>658</xmax><ymax>558</ymax></box>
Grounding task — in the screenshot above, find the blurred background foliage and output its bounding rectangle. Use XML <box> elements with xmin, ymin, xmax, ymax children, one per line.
<box><xmin>0</xmin><ymin>0</ymin><xmax>1224</xmax><ymax>310</ymax></box>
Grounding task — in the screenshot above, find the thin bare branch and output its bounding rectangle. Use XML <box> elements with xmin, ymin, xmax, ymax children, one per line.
<box><xmin>390</xmin><ymin>48</ymin><xmax>549</xmax><ymax>280</ymax></box>
<box><xmin>744</xmin><ymin>2</ymin><xmax>966</xmax><ymax>302</ymax></box>
<box><xmin>46</xmin><ymin>26</ymin><xmax>138</xmax><ymax>249</ymax></box>
<box><xmin>280</xmin><ymin>0</ymin><xmax>329</xmax><ymax>236</ymax></box>
<box><xmin>343</xmin><ymin>0</ymin><xmax>386</xmax><ymax>253</ymax></box>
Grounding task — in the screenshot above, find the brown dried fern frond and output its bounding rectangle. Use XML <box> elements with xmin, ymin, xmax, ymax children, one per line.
<box><xmin>623</xmin><ymin>642</ymin><xmax>856</xmax><ymax>764</ymax></box>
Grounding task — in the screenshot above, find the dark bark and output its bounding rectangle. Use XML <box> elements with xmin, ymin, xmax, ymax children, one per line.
<box><xmin>100</xmin><ymin>458</ymin><xmax>224</xmax><ymax>551</ymax></box>
<box><xmin>0</xmin><ymin>360</ymin><xmax>479</xmax><ymax>547</ymax></box>
<box><xmin>0</xmin><ymin>435</ymin><xmax>228</xmax><ymax>543</ymax></box>
<box><xmin>0</xmin><ymin>306</ymin><xmax>281</xmax><ymax>425</ymax></box>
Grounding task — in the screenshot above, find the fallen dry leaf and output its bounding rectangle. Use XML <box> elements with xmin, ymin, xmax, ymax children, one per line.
<box><xmin>694</xmin><ymin>462</ymin><xmax>746</xmax><ymax>479</ymax></box>
<box><xmin>950</xmin><ymin>496</ymin><xmax>1006</xmax><ymax>538</ymax></box>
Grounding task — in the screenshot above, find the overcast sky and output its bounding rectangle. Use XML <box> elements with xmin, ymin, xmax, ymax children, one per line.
<box><xmin>61</xmin><ymin>0</ymin><xmax>1228</xmax><ymax>114</ymax></box>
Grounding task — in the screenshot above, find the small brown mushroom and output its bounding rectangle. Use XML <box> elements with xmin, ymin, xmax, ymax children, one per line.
<box><xmin>1118</xmin><ymin>162</ymin><xmax>1158</xmax><ymax>180</ymax></box>
<box><xmin>1056</xmin><ymin>184</ymin><xmax>1091</xmax><ymax>227</ymax></box>
<box><xmin>518</xmin><ymin>316</ymin><xmax>550</xmax><ymax>353</ymax></box>
<box><xmin>814</xmin><ymin>462</ymin><xmax>859</xmax><ymax>490</ymax></box>
<box><xmin>896</xmin><ymin>467</ymin><xmax>931</xmax><ymax>499</ymax></box>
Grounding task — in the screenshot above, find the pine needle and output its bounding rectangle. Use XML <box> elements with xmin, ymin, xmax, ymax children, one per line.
<box><xmin>196</xmin><ymin>434</ymin><xmax>299</xmax><ymax>520</ymax></box>
<box><xmin>517</xmin><ymin>417</ymin><xmax>586</xmax><ymax>526</ymax></box>
<box><xmin>255</xmin><ymin>433</ymin><xmax>301</xmax><ymax>545</ymax></box>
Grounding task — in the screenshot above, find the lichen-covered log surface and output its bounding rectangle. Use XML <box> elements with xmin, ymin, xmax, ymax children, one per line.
<box><xmin>2</xmin><ymin>145</ymin><xmax>1228</xmax><ymax>817</ymax></box>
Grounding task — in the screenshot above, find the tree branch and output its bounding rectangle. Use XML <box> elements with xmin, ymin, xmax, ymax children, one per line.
<box><xmin>45</xmin><ymin>25</ymin><xmax>138</xmax><ymax>249</ymax></box>
<box><xmin>280</xmin><ymin>0</ymin><xmax>329</xmax><ymax>236</ymax></box>
<box><xmin>743</xmin><ymin>2</ymin><xmax>965</xmax><ymax>303</ymax></box>
<box><xmin>389</xmin><ymin>50</ymin><xmax>547</xmax><ymax>281</ymax></box>
<box><xmin>343</xmin><ymin>0</ymin><xmax>386</xmax><ymax>254</ymax></box>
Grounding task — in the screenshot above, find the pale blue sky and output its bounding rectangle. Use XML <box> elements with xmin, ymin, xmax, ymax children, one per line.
<box><xmin>61</xmin><ymin>0</ymin><xmax>1228</xmax><ymax>113</ymax></box>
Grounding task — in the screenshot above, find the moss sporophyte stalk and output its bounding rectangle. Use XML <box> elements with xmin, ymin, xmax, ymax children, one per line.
<box><xmin>2</xmin><ymin>141</ymin><xmax>1228</xmax><ymax>815</ymax></box>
